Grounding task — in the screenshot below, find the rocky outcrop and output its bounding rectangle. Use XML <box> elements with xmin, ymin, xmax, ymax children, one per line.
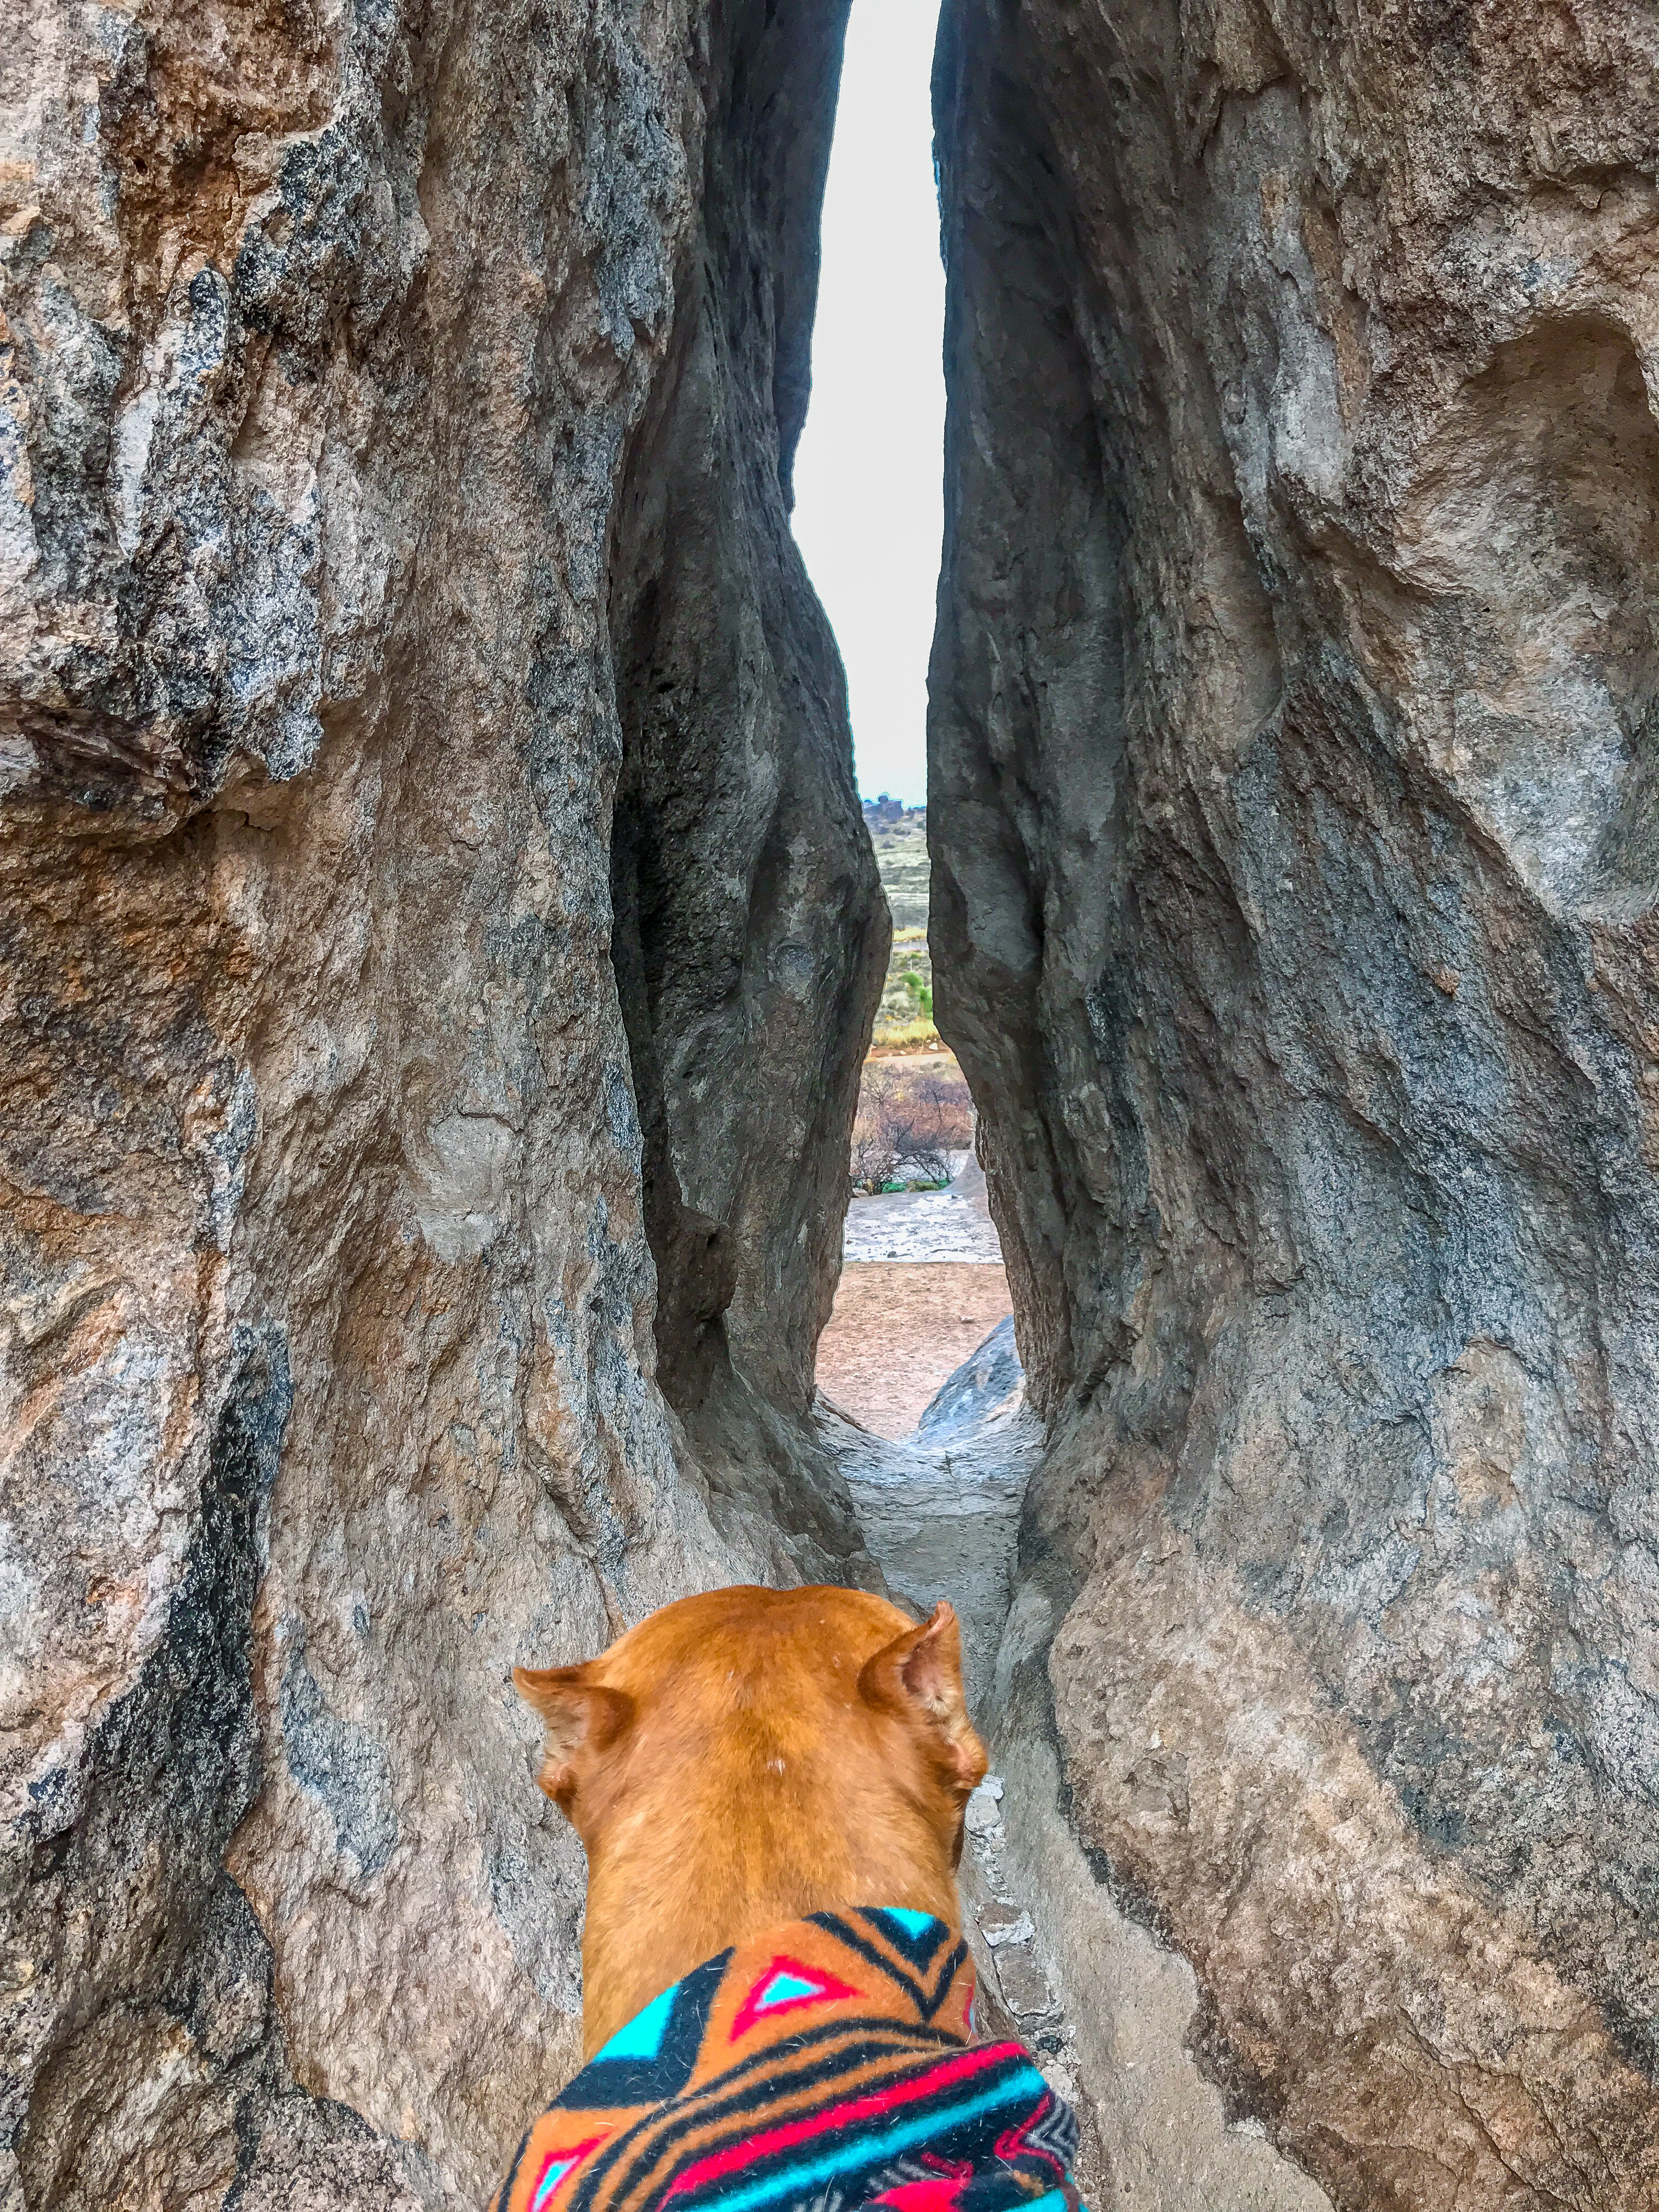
<box><xmin>820</xmin><ymin>1346</ymin><xmax>1039</xmax><ymax>1717</ymax></box>
<box><xmin>607</xmin><ymin>2</ymin><xmax>888</xmax><ymax>1581</ymax></box>
<box><xmin>0</xmin><ymin>1</ymin><xmax>877</xmax><ymax>2203</ymax></box>
<box><xmin>15</xmin><ymin>0</ymin><xmax>1659</xmax><ymax>2199</ymax></box>
<box><xmin>931</xmin><ymin>0</ymin><xmax>1659</xmax><ymax>2202</ymax></box>
<box><xmin>833</xmin><ymin>1323</ymin><xmax>1338</xmax><ymax>2210</ymax></box>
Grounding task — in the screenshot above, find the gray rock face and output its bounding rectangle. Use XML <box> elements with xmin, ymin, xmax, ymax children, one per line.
<box><xmin>931</xmin><ymin>0</ymin><xmax>1659</xmax><ymax>2200</ymax></box>
<box><xmin>820</xmin><ymin>1382</ymin><xmax>1040</xmax><ymax>1718</ymax></box>
<box><xmin>0</xmin><ymin>1</ymin><xmax>876</xmax><ymax>2203</ymax></box>
<box><xmin>607</xmin><ymin>2</ymin><xmax>888</xmax><ymax>1584</ymax></box>
<box><xmin>917</xmin><ymin>1314</ymin><xmax>1023</xmax><ymax>1444</ymax></box>
<box><xmin>832</xmin><ymin>1328</ymin><xmax>1334</xmax><ymax>2209</ymax></box>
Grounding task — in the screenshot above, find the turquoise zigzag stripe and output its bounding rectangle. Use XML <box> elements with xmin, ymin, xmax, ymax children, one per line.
<box><xmin>701</xmin><ymin>2065</ymin><xmax>1051</xmax><ymax>2212</ymax></box>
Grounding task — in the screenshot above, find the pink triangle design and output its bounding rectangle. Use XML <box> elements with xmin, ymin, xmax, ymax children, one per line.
<box><xmin>528</xmin><ymin>2134</ymin><xmax>607</xmax><ymax>2212</ymax></box>
<box><xmin>728</xmin><ymin>1953</ymin><xmax>858</xmax><ymax>2041</ymax></box>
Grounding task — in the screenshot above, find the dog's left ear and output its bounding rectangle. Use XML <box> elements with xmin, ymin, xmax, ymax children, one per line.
<box><xmin>859</xmin><ymin>1601</ymin><xmax>987</xmax><ymax>1792</ymax></box>
<box><xmin>513</xmin><ymin>1662</ymin><xmax>634</xmax><ymax>1812</ymax></box>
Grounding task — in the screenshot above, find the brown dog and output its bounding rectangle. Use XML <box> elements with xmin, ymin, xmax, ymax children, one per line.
<box><xmin>514</xmin><ymin>1584</ymin><xmax>988</xmax><ymax>2056</ymax></box>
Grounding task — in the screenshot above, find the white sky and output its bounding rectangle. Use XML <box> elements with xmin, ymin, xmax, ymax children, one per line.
<box><xmin>791</xmin><ymin>0</ymin><xmax>944</xmax><ymax>810</ymax></box>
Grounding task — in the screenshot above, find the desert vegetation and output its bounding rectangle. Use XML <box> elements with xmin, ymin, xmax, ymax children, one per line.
<box><xmin>862</xmin><ymin>798</ymin><xmax>930</xmax><ymax>931</ymax></box>
<box><xmin>862</xmin><ymin>800</ymin><xmax>939</xmax><ymax>1048</ymax></box>
<box><xmin>872</xmin><ymin>927</ymin><xmax>936</xmax><ymax>1049</ymax></box>
<box><xmin>849</xmin><ymin>1053</ymin><xmax>974</xmax><ymax>1192</ymax></box>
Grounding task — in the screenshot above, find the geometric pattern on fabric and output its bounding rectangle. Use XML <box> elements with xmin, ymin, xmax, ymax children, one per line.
<box><xmin>492</xmin><ymin>1910</ymin><xmax>1088</xmax><ymax>2212</ymax></box>
<box><xmin>600</xmin><ymin>1989</ymin><xmax>679</xmax><ymax>2064</ymax></box>
<box><xmin>531</xmin><ymin>2139</ymin><xmax>609</xmax><ymax>2212</ymax></box>
<box><xmin>866</xmin><ymin>1909</ymin><xmax>952</xmax><ymax>1971</ymax></box>
<box><xmin>809</xmin><ymin>1912</ymin><xmax>960</xmax><ymax>2022</ymax></box>
<box><xmin>558</xmin><ymin>1951</ymin><xmax>730</xmax><ymax>2113</ymax></box>
<box><xmin>729</xmin><ymin>1955</ymin><xmax>860</xmax><ymax>2043</ymax></box>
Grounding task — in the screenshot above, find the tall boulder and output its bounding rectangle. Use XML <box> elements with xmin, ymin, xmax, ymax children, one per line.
<box><xmin>932</xmin><ymin>0</ymin><xmax>1659</xmax><ymax>2201</ymax></box>
<box><xmin>0</xmin><ymin>2</ymin><xmax>878</xmax><ymax>2203</ymax></box>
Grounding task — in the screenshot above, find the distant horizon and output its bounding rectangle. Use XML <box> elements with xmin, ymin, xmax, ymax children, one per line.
<box><xmin>791</xmin><ymin>0</ymin><xmax>943</xmax><ymax>811</ymax></box>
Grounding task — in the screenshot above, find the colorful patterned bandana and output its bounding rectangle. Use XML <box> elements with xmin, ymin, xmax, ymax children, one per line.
<box><xmin>492</xmin><ymin>1910</ymin><xmax>1085</xmax><ymax>2212</ymax></box>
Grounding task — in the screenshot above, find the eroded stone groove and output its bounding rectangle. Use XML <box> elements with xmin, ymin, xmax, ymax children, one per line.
<box><xmin>1</xmin><ymin>1</ymin><xmax>876</xmax><ymax>2202</ymax></box>
<box><xmin>932</xmin><ymin>0</ymin><xmax>1659</xmax><ymax>2200</ymax></box>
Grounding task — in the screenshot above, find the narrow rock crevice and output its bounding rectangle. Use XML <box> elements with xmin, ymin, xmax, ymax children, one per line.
<box><xmin>7</xmin><ymin>0</ymin><xmax>1659</xmax><ymax>2205</ymax></box>
<box><xmin>827</xmin><ymin>1328</ymin><xmax>1336</xmax><ymax>2209</ymax></box>
<box><xmin>607</xmin><ymin>0</ymin><xmax>888</xmax><ymax>1591</ymax></box>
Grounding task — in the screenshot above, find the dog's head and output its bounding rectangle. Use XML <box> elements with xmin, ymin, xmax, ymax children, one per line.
<box><xmin>513</xmin><ymin>1585</ymin><xmax>986</xmax><ymax>1919</ymax></box>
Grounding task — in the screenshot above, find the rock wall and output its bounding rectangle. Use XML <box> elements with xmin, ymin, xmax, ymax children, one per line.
<box><xmin>607</xmin><ymin>3</ymin><xmax>888</xmax><ymax>1577</ymax></box>
<box><xmin>0</xmin><ymin>1</ymin><xmax>877</xmax><ymax>2204</ymax></box>
<box><xmin>931</xmin><ymin>1</ymin><xmax>1659</xmax><ymax>2203</ymax></box>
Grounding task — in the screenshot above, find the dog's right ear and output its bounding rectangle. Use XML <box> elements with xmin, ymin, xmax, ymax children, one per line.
<box><xmin>858</xmin><ymin>1601</ymin><xmax>986</xmax><ymax>1794</ymax></box>
<box><xmin>513</xmin><ymin>1663</ymin><xmax>634</xmax><ymax>1810</ymax></box>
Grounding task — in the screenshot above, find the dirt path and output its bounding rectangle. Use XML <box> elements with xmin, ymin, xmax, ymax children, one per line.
<box><xmin>819</xmin><ymin>1295</ymin><xmax>1319</xmax><ymax>2212</ymax></box>
<box><xmin>842</xmin><ymin>1150</ymin><xmax>1003</xmax><ymax>1265</ymax></box>
<box><xmin>816</xmin><ymin>1336</ymin><xmax>1108</xmax><ymax>2203</ymax></box>
<box><xmin>816</xmin><ymin>1149</ymin><xmax>1318</xmax><ymax>2207</ymax></box>
<box><xmin>815</xmin><ymin>1261</ymin><xmax>1012</xmax><ymax>1437</ymax></box>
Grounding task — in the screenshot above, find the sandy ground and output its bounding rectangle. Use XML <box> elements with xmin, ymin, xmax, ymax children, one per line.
<box><xmin>816</xmin><ymin>1262</ymin><xmax>1013</xmax><ymax>1438</ymax></box>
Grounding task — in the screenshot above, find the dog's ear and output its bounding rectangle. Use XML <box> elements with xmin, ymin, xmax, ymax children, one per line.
<box><xmin>513</xmin><ymin>1663</ymin><xmax>634</xmax><ymax>1810</ymax></box>
<box><xmin>859</xmin><ymin>1601</ymin><xmax>987</xmax><ymax>1793</ymax></box>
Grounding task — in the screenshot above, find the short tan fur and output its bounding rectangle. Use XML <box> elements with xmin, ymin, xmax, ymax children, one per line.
<box><xmin>514</xmin><ymin>1584</ymin><xmax>987</xmax><ymax>2056</ymax></box>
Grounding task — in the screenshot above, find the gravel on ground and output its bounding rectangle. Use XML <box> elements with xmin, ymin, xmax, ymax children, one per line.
<box><xmin>843</xmin><ymin>1152</ymin><xmax>1003</xmax><ymax>1263</ymax></box>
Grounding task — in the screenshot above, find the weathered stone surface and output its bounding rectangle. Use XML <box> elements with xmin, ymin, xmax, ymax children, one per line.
<box><xmin>932</xmin><ymin>0</ymin><xmax>1659</xmax><ymax>2201</ymax></box>
<box><xmin>1</xmin><ymin>1</ymin><xmax>877</xmax><ymax>2202</ymax></box>
<box><xmin>821</xmin><ymin>1380</ymin><xmax>1040</xmax><ymax>1717</ymax></box>
<box><xmin>839</xmin><ymin>1338</ymin><xmax>1329</xmax><ymax>2208</ymax></box>
<box><xmin>608</xmin><ymin>0</ymin><xmax>888</xmax><ymax>1576</ymax></box>
<box><xmin>917</xmin><ymin>1313</ymin><xmax>1024</xmax><ymax>1444</ymax></box>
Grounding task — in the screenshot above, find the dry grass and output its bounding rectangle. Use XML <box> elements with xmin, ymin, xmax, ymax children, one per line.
<box><xmin>870</xmin><ymin>1014</ymin><xmax>938</xmax><ymax>1054</ymax></box>
<box><xmin>872</xmin><ymin>928</ymin><xmax>936</xmax><ymax>1048</ymax></box>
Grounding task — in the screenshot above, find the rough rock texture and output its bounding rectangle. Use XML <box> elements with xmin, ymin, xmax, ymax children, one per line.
<box><xmin>820</xmin><ymin>1378</ymin><xmax>1040</xmax><ymax>1714</ymax></box>
<box><xmin>606</xmin><ymin>5</ymin><xmax>888</xmax><ymax>1571</ymax></box>
<box><xmin>0</xmin><ymin>2</ymin><xmax>878</xmax><ymax>2204</ymax></box>
<box><xmin>932</xmin><ymin>0</ymin><xmax>1659</xmax><ymax>2202</ymax></box>
<box><xmin>833</xmin><ymin>1328</ymin><xmax>1337</xmax><ymax>2209</ymax></box>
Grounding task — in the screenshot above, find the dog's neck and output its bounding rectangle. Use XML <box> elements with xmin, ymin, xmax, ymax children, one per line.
<box><xmin>579</xmin><ymin>1763</ymin><xmax>963</xmax><ymax>2053</ymax></box>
